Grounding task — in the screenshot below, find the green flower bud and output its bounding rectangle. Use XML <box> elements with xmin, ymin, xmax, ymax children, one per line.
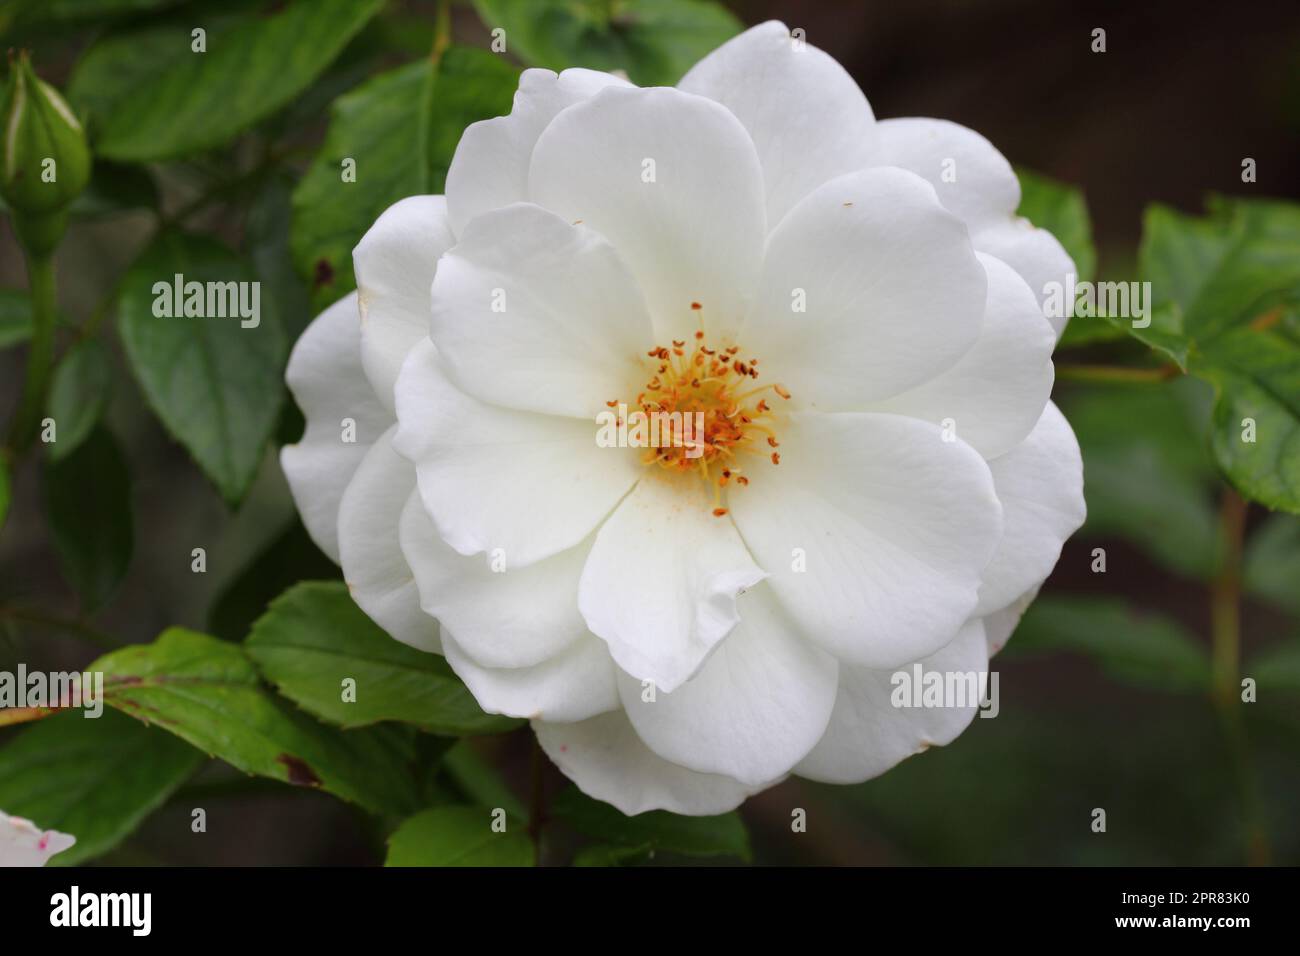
<box><xmin>2</xmin><ymin>51</ymin><xmax>92</xmax><ymax>256</ymax></box>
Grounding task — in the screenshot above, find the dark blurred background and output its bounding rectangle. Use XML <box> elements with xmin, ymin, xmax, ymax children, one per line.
<box><xmin>2</xmin><ymin>0</ymin><xmax>1298</xmax><ymax>865</ymax></box>
<box><xmin>746</xmin><ymin>0</ymin><xmax>1300</xmax><ymax>251</ymax></box>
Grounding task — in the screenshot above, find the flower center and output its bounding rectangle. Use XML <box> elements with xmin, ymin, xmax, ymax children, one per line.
<box><xmin>612</xmin><ymin>305</ymin><xmax>790</xmax><ymax>517</ymax></box>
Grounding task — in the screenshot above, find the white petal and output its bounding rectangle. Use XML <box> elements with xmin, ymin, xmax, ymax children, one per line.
<box><xmin>429</xmin><ymin>202</ymin><xmax>654</xmax><ymax>417</ymax></box>
<box><xmin>397</xmin><ymin>491</ymin><xmax>590</xmax><ymax>668</ymax></box>
<box><xmin>0</xmin><ymin>812</ymin><xmax>76</xmax><ymax>867</ymax></box>
<box><xmin>534</xmin><ymin>710</ymin><xmax>757</xmax><ymax>816</ymax></box>
<box><xmin>975</xmin><ymin>401</ymin><xmax>1085</xmax><ymax>614</ymax></box>
<box><xmin>392</xmin><ymin>339</ymin><xmax>639</xmax><ymax>568</ymax></box>
<box><xmin>795</xmin><ymin>618</ymin><xmax>989</xmax><ymax>784</ymax></box>
<box><xmin>983</xmin><ymin>586</ymin><xmax>1041</xmax><ymax>657</ymax></box>
<box><xmin>578</xmin><ymin>474</ymin><xmax>766</xmax><ymax>693</ymax></box>
<box><xmin>529</xmin><ymin>85</ymin><xmax>765</xmax><ymax>342</ymax></box>
<box><xmin>730</xmin><ymin>412</ymin><xmax>1002</xmax><ymax>669</ymax></box>
<box><xmin>352</xmin><ymin>195</ymin><xmax>456</xmax><ymax>411</ymax></box>
<box><xmin>443</xmin><ymin>632</ymin><xmax>618</xmax><ymax>723</ymax></box>
<box><xmin>868</xmin><ymin>253</ymin><xmax>1055</xmax><ymax>459</ymax></box>
<box><xmin>742</xmin><ymin>167</ymin><xmax>986</xmax><ymax>409</ymax></box>
<box><xmin>678</xmin><ymin>20</ymin><xmax>876</xmax><ymax>227</ymax></box>
<box><xmin>281</xmin><ymin>292</ymin><xmax>392</xmax><ymax>562</ymax></box>
<box><xmin>445</xmin><ymin>68</ymin><xmax>631</xmax><ymax>237</ymax></box>
<box><xmin>866</xmin><ymin>116</ymin><xmax>1076</xmax><ymax>340</ymax></box>
<box><xmin>870</xmin><ymin>118</ymin><xmax>1019</xmax><ymax>235</ymax></box>
<box><xmin>618</xmin><ymin>585</ymin><xmax>837</xmax><ymax>786</ymax></box>
<box><xmin>973</xmin><ymin>219</ymin><xmax>1077</xmax><ymax>340</ymax></box>
<box><xmin>336</xmin><ymin>425</ymin><xmax>441</xmax><ymax>653</ymax></box>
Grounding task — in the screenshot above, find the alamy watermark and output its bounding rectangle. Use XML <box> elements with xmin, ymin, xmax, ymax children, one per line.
<box><xmin>891</xmin><ymin>664</ymin><xmax>1000</xmax><ymax>718</ymax></box>
<box><xmin>1044</xmin><ymin>274</ymin><xmax>1152</xmax><ymax>329</ymax></box>
<box><xmin>50</xmin><ymin>886</ymin><xmax>151</xmax><ymax>936</ymax></box>
<box><xmin>0</xmin><ymin>666</ymin><xmax>104</xmax><ymax>717</ymax></box>
<box><xmin>596</xmin><ymin>405</ymin><xmax>707</xmax><ymax>458</ymax></box>
<box><xmin>152</xmin><ymin>273</ymin><xmax>261</xmax><ymax>328</ymax></box>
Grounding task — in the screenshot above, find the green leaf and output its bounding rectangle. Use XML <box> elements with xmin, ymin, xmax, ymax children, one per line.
<box><xmin>291</xmin><ymin>48</ymin><xmax>518</xmax><ymax>306</ymax></box>
<box><xmin>90</xmin><ymin>628</ymin><xmax>422</xmax><ymax>816</ymax></box>
<box><xmin>1060</xmin><ymin>312</ymin><xmax>1130</xmax><ymax>349</ymax></box>
<box><xmin>1246</xmin><ymin>640</ymin><xmax>1300</xmax><ymax>693</ymax></box>
<box><xmin>385</xmin><ymin>805</ymin><xmax>533</xmax><ymax>866</ymax></box>
<box><xmin>246</xmin><ymin>171</ymin><xmax>313</xmax><ymax>341</ymax></box>
<box><xmin>0</xmin><ymin>709</ymin><xmax>203</xmax><ymax>865</ymax></box>
<box><xmin>1062</xmin><ymin>378</ymin><xmax>1221</xmax><ymax>579</ymax></box>
<box><xmin>68</xmin><ymin>0</ymin><xmax>384</xmax><ymax>161</ymax></box>
<box><xmin>1193</xmin><ymin>327</ymin><xmax>1300</xmax><ymax>515</ymax></box>
<box><xmin>1017</xmin><ymin>167</ymin><xmax>1097</xmax><ymax>284</ymax></box>
<box><xmin>68</xmin><ymin>9</ymin><xmax>245</xmax><ymax>143</ymax></box>
<box><xmin>1110</xmin><ymin>300</ymin><xmax>1193</xmax><ymax>369</ymax></box>
<box><xmin>116</xmin><ymin>230</ymin><xmax>285</xmax><ymax>505</ymax></box>
<box><xmin>1177</xmin><ymin>198</ymin><xmax>1300</xmax><ymax>342</ymax></box>
<box><xmin>1073</xmin><ymin>262</ymin><xmax>1143</xmax><ymax>343</ymax></box>
<box><xmin>1243</xmin><ymin>514</ymin><xmax>1300</xmax><ymax>616</ymax></box>
<box><xmin>3</xmin><ymin>0</ymin><xmax>186</xmax><ymax>33</ymax></box>
<box><xmin>46</xmin><ymin>338</ymin><xmax>112</xmax><ymax>463</ymax></box>
<box><xmin>1126</xmin><ymin>198</ymin><xmax>1300</xmax><ymax>511</ymax></box>
<box><xmin>1119</xmin><ymin>198</ymin><xmax>1300</xmax><ymax>371</ymax></box>
<box><xmin>0</xmin><ymin>288</ymin><xmax>33</xmax><ymax>347</ymax></box>
<box><xmin>1140</xmin><ymin>203</ymin><xmax>1235</xmax><ymax>331</ymax></box>
<box><xmin>258</xmin><ymin>18</ymin><xmax>390</xmax><ymax>140</ymax></box>
<box><xmin>571</xmin><ymin>841</ymin><xmax>655</xmax><ymax>866</ymax></box>
<box><xmin>471</xmin><ymin>0</ymin><xmax>742</xmax><ymax>86</ymax></box>
<box><xmin>551</xmin><ymin>786</ymin><xmax>752</xmax><ymax>860</ymax></box>
<box><xmin>245</xmin><ymin>581</ymin><xmax>521</xmax><ymax>735</ymax></box>
<box><xmin>442</xmin><ymin>741</ymin><xmax>529</xmax><ymax>823</ymax></box>
<box><xmin>1138</xmin><ymin>198</ymin><xmax>1300</xmax><ymax>345</ymax></box>
<box><xmin>44</xmin><ymin>426</ymin><xmax>133</xmax><ymax>611</ymax></box>
<box><xmin>1003</xmin><ymin>595</ymin><xmax>1211</xmax><ymax>692</ymax></box>
<box><xmin>207</xmin><ymin>520</ymin><xmax>337</xmax><ymax>641</ymax></box>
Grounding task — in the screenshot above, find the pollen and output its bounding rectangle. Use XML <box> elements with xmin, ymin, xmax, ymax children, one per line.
<box><xmin>627</xmin><ymin>306</ymin><xmax>791</xmax><ymax>517</ymax></box>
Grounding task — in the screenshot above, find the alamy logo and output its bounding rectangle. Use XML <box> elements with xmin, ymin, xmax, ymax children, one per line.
<box><xmin>152</xmin><ymin>273</ymin><xmax>261</xmax><ymax>328</ymax></box>
<box><xmin>595</xmin><ymin>404</ymin><xmax>707</xmax><ymax>459</ymax></box>
<box><xmin>50</xmin><ymin>886</ymin><xmax>152</xmax><ymax>936</ymax></box>
<box><xmin>1043</xmin><ymin>274</ymin><xmax>1152</xmax><ymax>329</ymax></box>
<box><xmin>0</xmin><ymin>666</ymin><xmax>103</xmax><ymax>717</ymax></box>
<box><xmin>890</xmin><ymin>665</ymin><xmax>1000</xmax><ymax>718</ymax></box>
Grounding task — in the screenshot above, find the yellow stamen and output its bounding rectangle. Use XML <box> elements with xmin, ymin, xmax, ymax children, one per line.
<box><xmin>621</xmin><ymin>305</ymin><xmax>789</xmax><ymax>516</ymax></box>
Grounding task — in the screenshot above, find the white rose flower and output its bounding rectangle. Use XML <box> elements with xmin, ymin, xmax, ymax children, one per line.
<box><xmin>283</xmin><ymin>20</ymin><xmax>1085</xmax><ymax>815</ymax></box>
<box><xmin>0</xmin><ymin>809</ymin><xmax>75</xmax><ymax>866</ymax></box>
